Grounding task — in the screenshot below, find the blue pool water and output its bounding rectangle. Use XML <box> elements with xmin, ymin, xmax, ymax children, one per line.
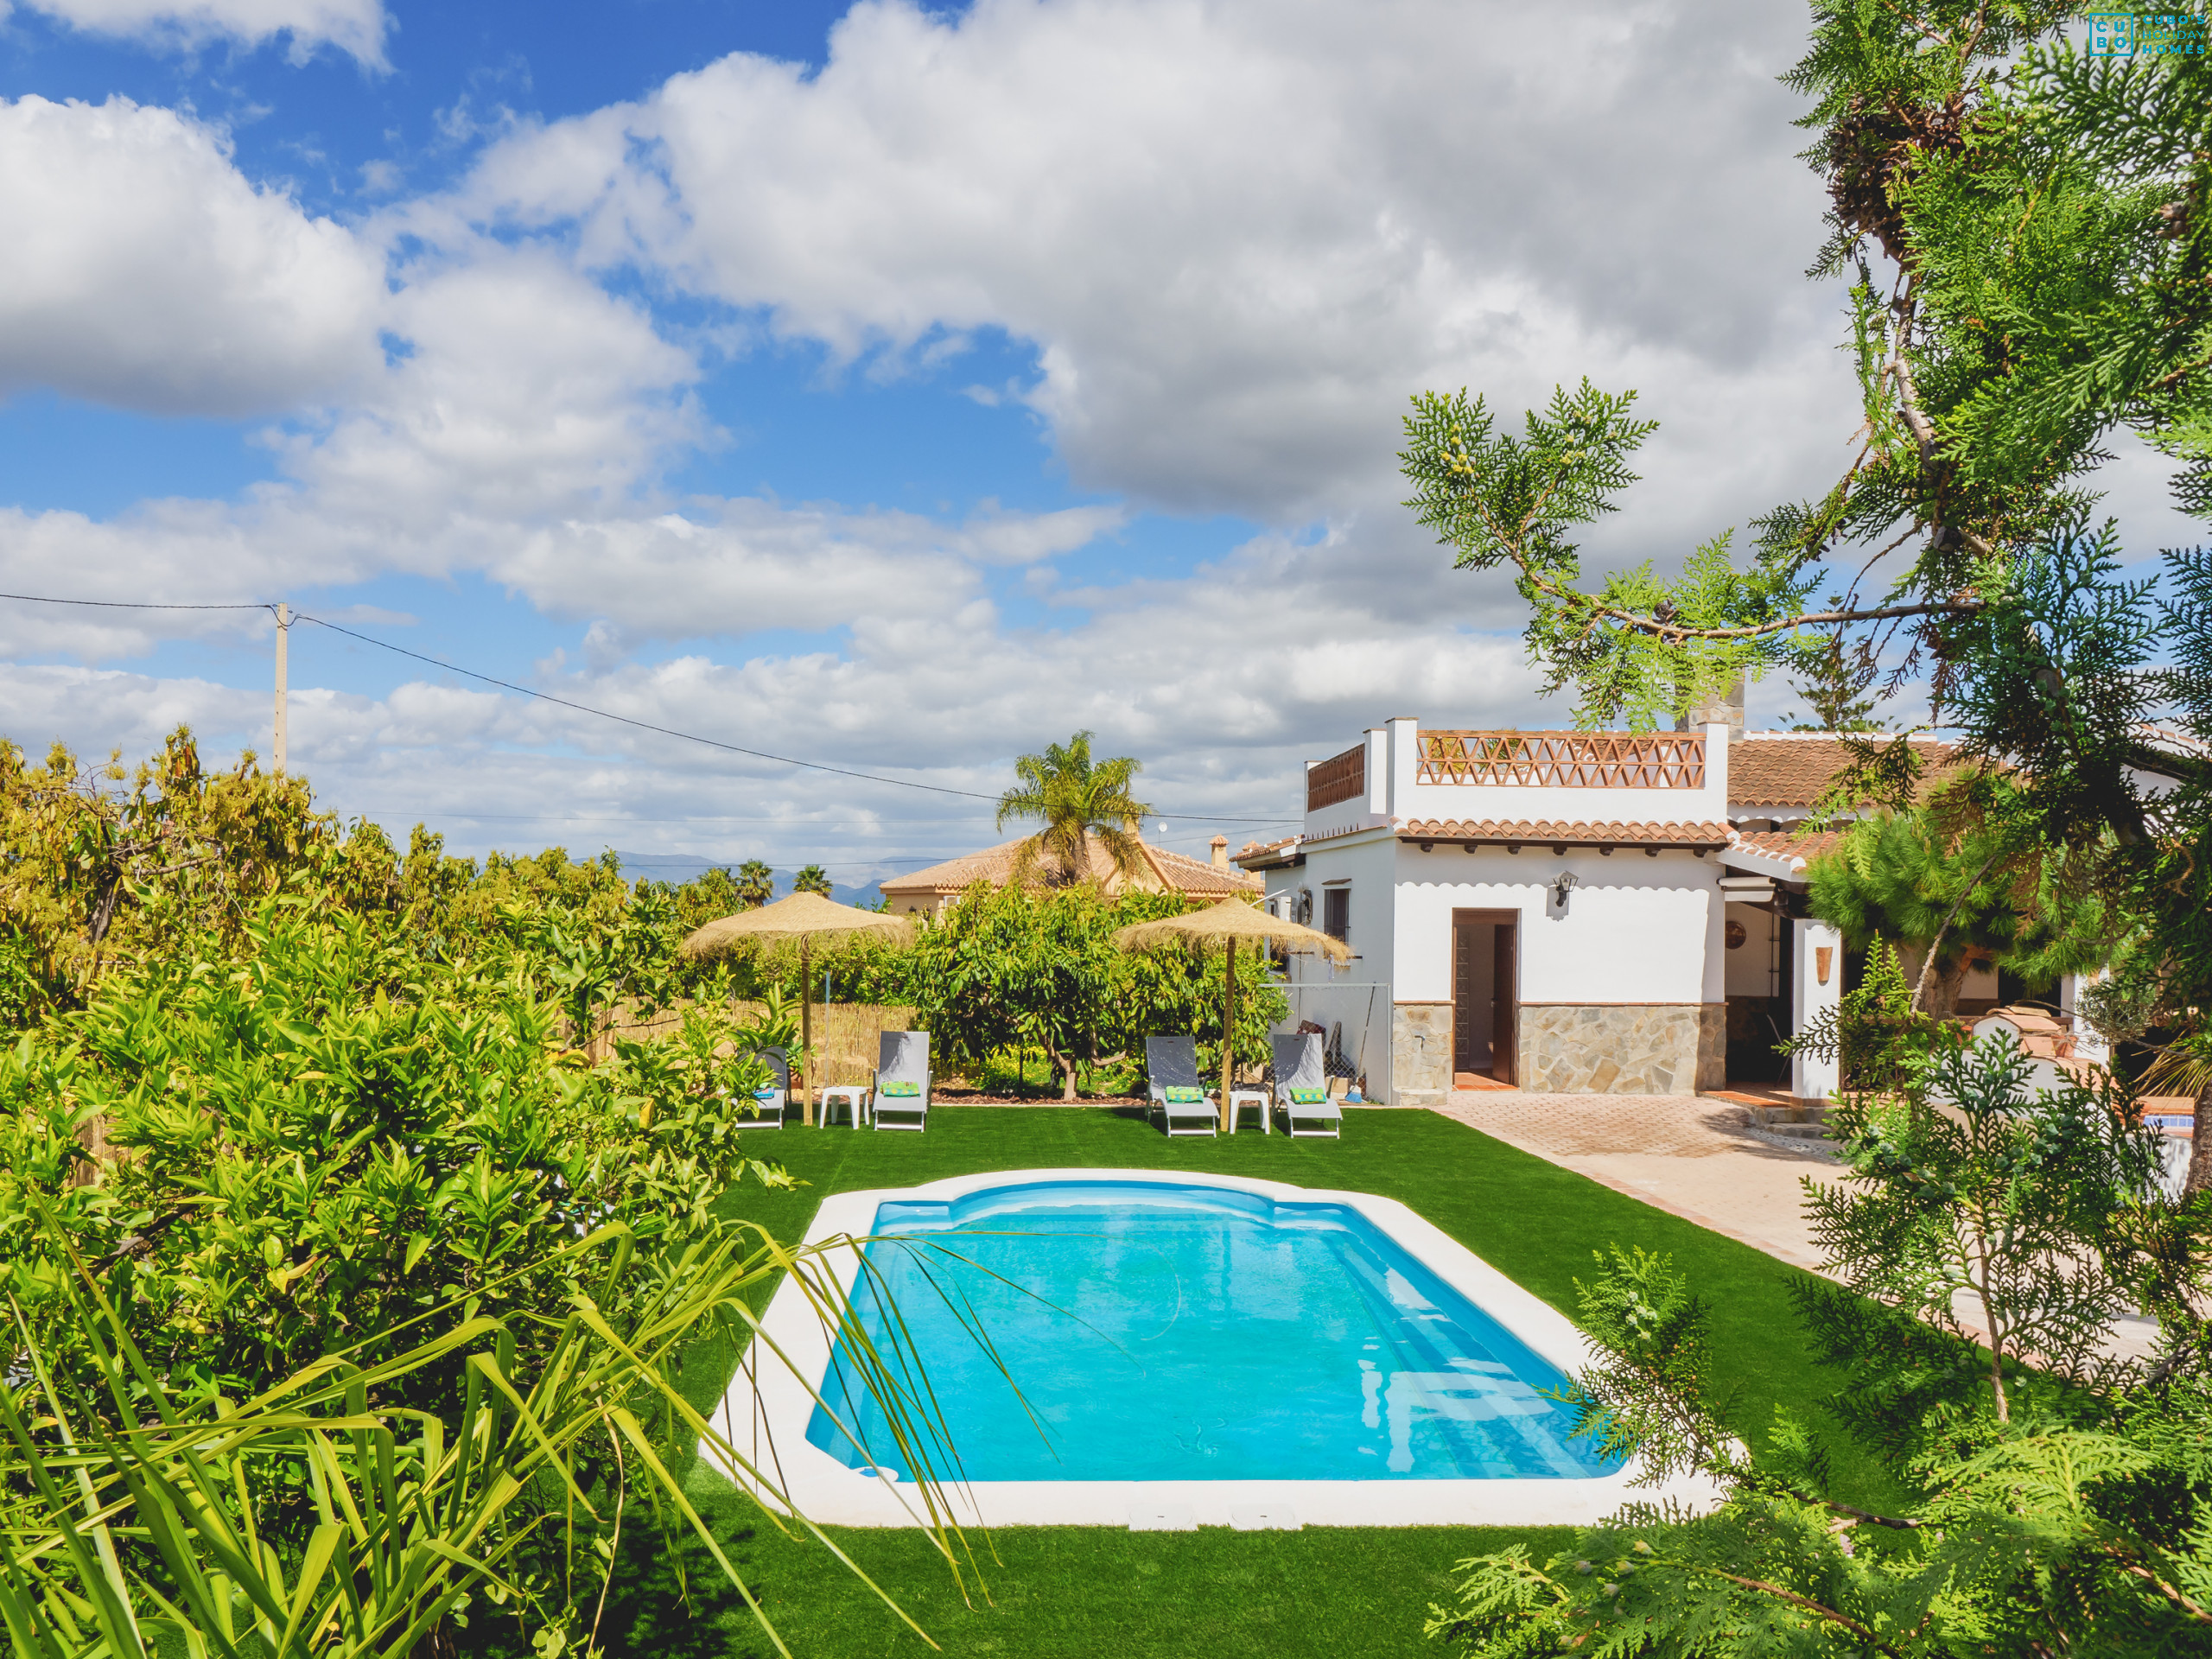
<box><xmin>804</xmin><ymin>1180</ymin><xmax>1615</xmax><ymax>1482</ymax></box>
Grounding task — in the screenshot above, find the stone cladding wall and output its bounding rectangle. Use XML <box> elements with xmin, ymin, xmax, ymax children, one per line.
<box><xmin>1517</xmin><ymin>1003</ymin><xmax>1727</xmax><ymax>1095</ymax></box>
<box><xmin>1390</xmin><ymin>1002</ymin><xmax>1453</xmax><ymax>1105</ymax></box>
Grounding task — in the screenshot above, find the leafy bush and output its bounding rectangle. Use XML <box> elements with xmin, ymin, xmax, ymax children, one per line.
<box><xmin>1428</xmin><ymin>1038</ymin><xmax>2212</xmax><ymax>1657</ymax></box>
<box><xmin>1</xmin><ymin>898</ymin><xmax>783</xmax><ymax>1416</ymax></box>
<box><xmin>901</xmin><ymin>883</ymin><xmax>1287</xmax><ymax>1097</ymax></box>
<box><xmin>1780</xmin><ymin>938</ymin><xmax>1950</xmax><ymax>1096</ymax></box>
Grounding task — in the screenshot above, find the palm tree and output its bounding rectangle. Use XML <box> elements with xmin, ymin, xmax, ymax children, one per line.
<box><xmin>734</xmin><ymin>858</ymin><xmax>775</xmax><ymax>907</ymax></box>
<box><xmin>794</xmin><ymin>863</ymin><xmax>834</xmax><ymax>896</ymax></box>
<box><xmin>996</xmin><ymin>732</ymin><xmax>1154</xmax><ymax>888</ymax></box>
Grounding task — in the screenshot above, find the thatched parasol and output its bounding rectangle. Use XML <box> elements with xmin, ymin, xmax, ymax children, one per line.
<box><xmin>1112</xmin><ymin>899</ymin><xmax>1351</xmax><ymax>1126</ymax></box>
<box><xmin>681</xmin><ymin>892</ymin><xmax>912</xmax><ymax>1123</ymax></box>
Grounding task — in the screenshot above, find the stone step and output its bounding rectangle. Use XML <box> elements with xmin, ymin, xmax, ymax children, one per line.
<box><xmin>1766</xmin><ymin>1121</ymin><xmax>1835</xmax><ymax>1141</ymax></box>
<box><xmin>1744</xmin><ymin>1101</ymin><xmax>1833</xmax><ymax>1129</ymax></box>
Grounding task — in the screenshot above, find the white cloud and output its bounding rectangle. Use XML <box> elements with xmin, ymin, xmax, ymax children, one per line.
<box><xmin>0</xmin><ymin>97</ymin><xmax>388</xmax><ymax>416</ymax></box>
<box><xmin>461</xmin><ymin>0</ymin><xmax>1847</xmax><ymax>536</ymax></box>
<box><xmin>28</xmin><ymin>0</ymin><xmax>2180</xmax><ymax>875</ymax></box>
<box><xmin>12</xmin><ymin>0</ymin><xmax>389</xmax><ymax>66</ymax></box>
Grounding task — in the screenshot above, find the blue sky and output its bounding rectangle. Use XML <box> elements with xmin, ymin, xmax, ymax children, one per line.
<box><xmin>2</xmin><ymin>0</ymin><xmax>2190</xmax><ymax>883</ymax></box>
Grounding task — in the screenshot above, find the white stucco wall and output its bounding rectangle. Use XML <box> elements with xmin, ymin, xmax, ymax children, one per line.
<box><xmin>1266</xmin><ymin>830</ymin><xmax>1401</xmax><ymax>1090</ymax></box>
<box><xmin>1792</xmin><ymin>919</ymin><xmax>1842</xmax><ymax>1103</ymax></box>
<box><xmin>1389</xmin><ymin>842</ymin><xmax>1719</xmax><ymax>1005</ymax></box>
<box><xmin>1723</xmin><ymin>902</ymin><xmax>1784</xmax><ymax>998</ymax></box>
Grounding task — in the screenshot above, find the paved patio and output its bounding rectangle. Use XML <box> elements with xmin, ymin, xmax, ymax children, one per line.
<box><xmin>1433</xmin><ymin>1090</ymin><xmax>2164</xmax><ymax>1363</ymax></box>
<box><xmin>1432</xmin><ymin>1090</ymin><xmax>1845</xmax><ymax>1273</ymax></box>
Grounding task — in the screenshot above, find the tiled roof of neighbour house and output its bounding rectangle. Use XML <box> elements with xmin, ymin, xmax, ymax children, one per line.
<box><xmin>1397</xmin><ymin>818</ymin><xmax>1733</xmax><ymax>847</ymax></box>
<box><xmin>1728</xmin><ymin>734</ymin><xmax>1957</xmax><ymax>806</ymax></box>
<box><xmin>879</xmin><ymin>832</ymin><xmax>1261</xmax><ymax>898</ymax></box>
<box><xmin>1232</xmin><ymin>835</ymin><xmax>1302</xmax><ymax>871</ymax></box>
<box><xmin>1139</xmin><ymin>841</ymin><xmax>1267</xmax><ymax>895</ymax></box>
<box><xmin>1721</xmin><ymin>825</ymin><xmax>1848</xmax><ymax>879</ymax></box>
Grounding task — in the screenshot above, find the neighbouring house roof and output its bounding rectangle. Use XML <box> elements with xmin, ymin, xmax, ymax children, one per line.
<box><xmin>1721</xmin><ymin>825</ymin><xmax>1849</xmax><ymax>879</ymax></box>
<box><xmin>1232</xmin><ymin>834</ymin><xmax>1303</xmax><ymax>872</ymax></box>
<box><xmin>1397</xmin><ymin>817</ymin><xmax>1732</xmax><ymax>848</ymax></box>
<box><xmin>1728</xmin><ymin>734</ymin><xmax>1957</xmax><ymax>807</ymax></box>
<box><xmin>880</xmin><ymin>831</ymin><xmax>1261</xmax><ymax>899</ymax></box>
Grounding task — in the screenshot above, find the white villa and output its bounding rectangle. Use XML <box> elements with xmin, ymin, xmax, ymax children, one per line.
<box><xmin>1236</xmin><ymin>711</ymin><xmax>2094</xmax><ymax>1108</ymax></box>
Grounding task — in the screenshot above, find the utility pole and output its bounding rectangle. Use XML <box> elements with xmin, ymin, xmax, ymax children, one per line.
<box><xmin>273</xmin><ymin>601</ymin><xmax>289</xmax><ymax>774</ymax></box>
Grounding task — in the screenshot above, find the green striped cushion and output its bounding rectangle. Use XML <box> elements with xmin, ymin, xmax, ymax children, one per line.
<box><xmin>1289</xmin><ymin>1087</ymin><xmax>1328</xmax><ymax>1105</ymax></box>
<box><xmin>880</xmin><ymin>1080</ymin><xmax>921</xmax><ymax>1097</ymax></box>
<box><xmin>1162</xmin><ymin>1086</ymin><xmax>1205</xmax><ymax>1103</ymax></box>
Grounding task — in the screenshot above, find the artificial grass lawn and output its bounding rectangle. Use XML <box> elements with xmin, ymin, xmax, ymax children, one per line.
<box><xmin>578</xmin><ymin>1107</ymin><xmax>1858</xmax><ymax>1658</ymax></box>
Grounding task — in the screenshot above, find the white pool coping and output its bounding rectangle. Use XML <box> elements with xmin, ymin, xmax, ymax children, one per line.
<box><xmin>704</xmin><ymin>1167</ymin><xmax>1723</xmax><ymax>1529</ymax></box>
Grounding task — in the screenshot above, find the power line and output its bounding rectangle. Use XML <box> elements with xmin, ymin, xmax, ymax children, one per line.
<box><xmin>296</xmin><ymin>611</ymin><xmax>1298</xmax><ymax>823</ymax></box>
<box><xmin>0</xmin><ymin>589</ymin><xmax>1301</xmax><ymax>825</ymax></box>
<box><xmin>0</xmin><ymin>592</ymin><xmax>270</xmax><ymax>612</ymax></box>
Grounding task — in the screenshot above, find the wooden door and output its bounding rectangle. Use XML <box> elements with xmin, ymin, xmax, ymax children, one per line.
<box><xmin>1452</xmin><ymin>908</ymin><xmax>1516</xmax><ymax>1084</ymax></box>
<box><xmin>1452</xmin><ymin>919</ymin><xmax>1484</xmax><ymax>1073</ymax></box>
<box><xmin>1491</xmin><ymin>921</ymin><xmax>1517</xmax><ymax>1085</ymax></box>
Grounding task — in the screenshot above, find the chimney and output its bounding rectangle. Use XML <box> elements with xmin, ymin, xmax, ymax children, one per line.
<box><xmin>1675</xmin><ymin>674</ymin><xmax>1746</xmax><ymax>741</ymax></box>
<box><xmin>1210</xmin><ymin>835</ymin><xmax>1230</xmax><ymax>869</ymax></box>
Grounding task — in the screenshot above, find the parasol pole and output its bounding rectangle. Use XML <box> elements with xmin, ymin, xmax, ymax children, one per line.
<box><xmin>1220</xmin><ymin>934</ymin><xmax>1237</xmax><ymax>1129</ymax></box>
<box><xmin>800</xmin><ymin>934</ymin><xmax>813</xmax><ymax>1126</ymax></box>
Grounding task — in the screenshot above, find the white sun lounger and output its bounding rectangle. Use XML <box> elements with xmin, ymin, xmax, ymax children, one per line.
<box><xmin>1272</xmin><ymin>1033</ymin><xmax>1342</xmax><ymax>1139</ymax></box>
<box><xmin>737</xmin><ymin>1045</ymin><xmax>791</xmax><ymax>1127</ymax></box>
<box><xmin>1144</xmin><ymin>1035</ymin><xmax>1220</xmax><ymax>1137</ymax></box>
<box><xmin>871</xmin><ymin>1030</ymin><xmax>931</xmax><ymax>1131</ymax></box>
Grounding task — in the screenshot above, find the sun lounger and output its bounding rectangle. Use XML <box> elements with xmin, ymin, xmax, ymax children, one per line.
<box><xmin>871</xmin><ymin>1031</ymin><xmax>931</xmax><ymax>1132</ymax></box>
<box><xmin>1272</xmin><ymin>1033</ymin><xmax>1342</xmax><ymax>1139</ymax></box>
<box><xmin>1144</xmin><ymin>1036</ymin><xmax>1220</xmax><ymax>1137</ymax></box>
<box><xmin>737</xmin><ymin>1046</ymin><xmax>790</xmax><ymax>1126</ymax></box>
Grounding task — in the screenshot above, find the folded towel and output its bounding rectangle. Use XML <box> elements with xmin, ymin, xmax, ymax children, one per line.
<box><xmin>753</xmin><ymin>1089</ymin><xmax>780</xmax><ymax>1102</ymax></box>
<box><xmin>880</xmin><ymin>1080</ymin><xmax>921</xmax><ymax>1097</ymax></box>
<box><xmin>1162</xmin><ymin>1086</ymin><xmax>1206</xmax><ymax>1104</ymax></box>
<box><xmin>1289</xmin><ymin>1087</ymin><xmax>1329</xmax><ymax>1105</ymax></box>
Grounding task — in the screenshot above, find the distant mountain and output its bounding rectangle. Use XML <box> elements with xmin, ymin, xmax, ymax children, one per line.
<box><xmin>611</xmin><ymin>852</ymin><xmax>883</xmax><ymax>909</ymax></box>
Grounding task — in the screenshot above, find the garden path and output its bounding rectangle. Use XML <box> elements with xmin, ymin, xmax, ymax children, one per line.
<box><xmin>1431</xmin><ymin>1090</ymin><xmax>2164</xmax><ymax>1363</ymax></box>
<box><xmin>1429</xmin><ymin>1090</ymin><xmax>1844</xmax><ymax>1274</ymax></box>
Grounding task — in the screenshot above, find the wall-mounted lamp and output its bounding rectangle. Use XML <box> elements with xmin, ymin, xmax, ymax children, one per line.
<box><xmin>1549</xmin><ymin>870</ymin><xmax>1580</xmax><ymax>912</ymax></box>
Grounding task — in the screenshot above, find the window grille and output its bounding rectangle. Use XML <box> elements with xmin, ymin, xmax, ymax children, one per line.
<box><xmin>1323</xmin><ymin>887</ymin><xmax>1351</xmax><ymax>943</ymax></box>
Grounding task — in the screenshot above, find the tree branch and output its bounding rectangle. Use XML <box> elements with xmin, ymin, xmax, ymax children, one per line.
<box><xmin>1548</xmin><ymin>586</ymin><xmax>1983</xmax><ymax>644</ymax></box>
<box><xmin>2106</xmin><ymin>1552</ymin><xmax>2212</xmax><ymax>1624</ymax></box>
<box><xmin>1686</xmin><ymin>1566</ymin><xmax>1908</xmax><ymax>1656</ymax></box>
<box><xmin>1912</xmin><ymin>847</ymin><xmax>2005</xmax><ymax>1013</ymax></box>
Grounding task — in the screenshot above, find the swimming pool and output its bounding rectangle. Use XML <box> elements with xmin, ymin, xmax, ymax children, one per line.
<box><xmin>713</xmin><ymin>1169</ymin><xmax>1718</xmax><ymax>1527</ymax></box>
<box><xmin>806</xmin><ymin>1180</ymin><xmax>1614</xmax><ymax>1483</ymax></box>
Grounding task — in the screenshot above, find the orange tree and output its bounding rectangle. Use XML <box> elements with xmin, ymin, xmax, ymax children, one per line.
<box><xmin>899</xmin><ymin>882</ymin><xmax>1284</xmax><ymax>1098</ymax></box>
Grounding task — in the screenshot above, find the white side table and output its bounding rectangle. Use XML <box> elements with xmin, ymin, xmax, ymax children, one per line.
<box><xmin>820</xmin><ymin>1084</ymin><xmax>870</xmax><ymax>1128</ymax></box>
<box><xmin>1227</xmin><ymin>1089</ymin><xmax>1271</xmax><ymax>1134</ymax></box>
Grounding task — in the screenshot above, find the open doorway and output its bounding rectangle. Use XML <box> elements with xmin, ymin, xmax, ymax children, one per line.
<box><xmin>1452</xmin><ymin>908</ymin><xmax>1518</xmax><ymax>1086</ymax></box>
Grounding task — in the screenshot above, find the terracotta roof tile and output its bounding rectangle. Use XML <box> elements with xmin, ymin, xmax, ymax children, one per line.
<box><xmin>1729</xmin><ymin>734</ymin><xmax>1956</xmax><ymax>807</ymax></box>
<box><xmin>1231</xmin><ymin>834</ymin><xmax>1302</xmax><ymax>870</ymax></box>
<box><xmin>1726</xmin><ymin>826</ymin><xmax>1847</xmax><ymax>872</ymax></box>
<box><xmin>1138</xmin><ymin>840</ymin><xmax>1266</xmax><ymax>894</ymax></box>
<box><xmin>1398</xmin><ymin>818</ymin><xmax>1732</xmax><ymax>846</ymax></box>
